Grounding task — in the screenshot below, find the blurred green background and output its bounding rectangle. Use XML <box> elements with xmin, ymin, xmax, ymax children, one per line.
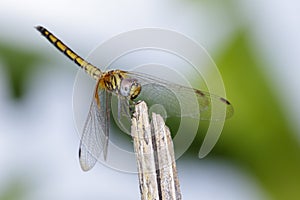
<box><xmin>1</xmin><ymin>0</ymin><xmax>300</xmax><ymax>200</ymax></box>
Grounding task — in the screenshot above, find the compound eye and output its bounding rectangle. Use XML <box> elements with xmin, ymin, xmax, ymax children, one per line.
<box><xmin>124</xmin><ymin>86</ymin><xmax>129</xmax><ymax>92</ymax></box>
<box><xmin>130</xmin><ymin>82</ymin><xmax>141</xmax><ymax>100</ymax></box>
<box><xmin>120</xmin><ymin>78</ymin><xmax>136</xmax><ymax>97</ymax></box>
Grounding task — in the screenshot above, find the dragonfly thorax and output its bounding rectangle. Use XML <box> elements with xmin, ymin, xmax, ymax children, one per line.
<box><xmin>120</xmin><ymin>78</ymin><xmax>141</xmax><ymax>100</ymax></box>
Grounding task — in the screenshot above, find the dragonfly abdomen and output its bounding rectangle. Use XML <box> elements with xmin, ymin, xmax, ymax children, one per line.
<box><xmin>35</xmin><ymin>26</ymin><xmax>102</xmax><ymax>80</ymax></box>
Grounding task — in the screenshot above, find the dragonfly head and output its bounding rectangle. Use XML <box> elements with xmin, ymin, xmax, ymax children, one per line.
<box><xmin>120</xmin><ymin>78</ymin><xmax>141</xmax><ymax>100</ymax></box>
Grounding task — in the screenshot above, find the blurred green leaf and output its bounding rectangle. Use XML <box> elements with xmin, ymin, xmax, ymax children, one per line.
<box><xmin>0</xmin><ymin>179</ymin><xmax>27</xmax><ymax>200</ymax></box>
<box><xmin>211</xmin><ymin>30</ymin><xmax>300</xmax><ymax>199</ymax></box>
<box><xmin>0</xmin><ymin>42</ymin><xmax>44</xmax><ymax>100</ymax></box>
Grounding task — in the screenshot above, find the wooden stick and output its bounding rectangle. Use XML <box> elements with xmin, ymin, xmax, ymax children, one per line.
<box><xmin>131</xmin><ymin>101</ymin><xmax>182</xmax><ymax>200</ymax></box>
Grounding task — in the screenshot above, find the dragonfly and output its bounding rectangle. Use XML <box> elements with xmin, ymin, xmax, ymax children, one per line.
<box><xmin>36</xmin><ymin>26</ymin><xmax>234</xmax><ymax>171</ymax></box>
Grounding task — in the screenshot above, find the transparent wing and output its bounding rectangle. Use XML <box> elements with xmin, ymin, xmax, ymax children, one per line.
<box><xmin>126</xmin><ymin>71</ymin><xmax>234</xmax><ymax>120</ymax></box>
<box><xmin>78</xmin><ymin>88</ymin><xmax>111</xmax><ymax>171</ymax></box>
<box><xmin>110</xmin><ymin>95</ymin><xmax>133</xmax><ymax>135</ymax></box>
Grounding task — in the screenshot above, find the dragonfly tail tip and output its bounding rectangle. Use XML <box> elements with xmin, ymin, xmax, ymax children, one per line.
<box><xmin>35</xmin><ymin>25</ymin><xmax>44</xmax><ymax>33</ymax></box>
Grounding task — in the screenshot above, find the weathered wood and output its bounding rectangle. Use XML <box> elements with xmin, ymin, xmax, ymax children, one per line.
<box><xmin>131</xmin><ymin>101</ymin><xmax>182</xmax><ymax>200</ymax></box>
<box><xmin>131</xmin><ymin>101</ymin><xmax>159</xmax><ymax>200</ymax></box>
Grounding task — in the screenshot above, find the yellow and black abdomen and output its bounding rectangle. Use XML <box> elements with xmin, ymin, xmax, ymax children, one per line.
<box><xmin>36</xmin><ymin>26</ymin><xmax>101</xmax><ymax>80</ymax></box>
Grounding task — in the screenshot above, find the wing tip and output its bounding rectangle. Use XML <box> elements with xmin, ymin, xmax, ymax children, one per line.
<box><xmin>78</xmin><ymin>147</ymin><xmax>92</xmax><ymax>172</ymax></box>
<box><xmin>220</xmin><ymin>97</ymin><xmax>231</xmax><ymax>105</ymax></box>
